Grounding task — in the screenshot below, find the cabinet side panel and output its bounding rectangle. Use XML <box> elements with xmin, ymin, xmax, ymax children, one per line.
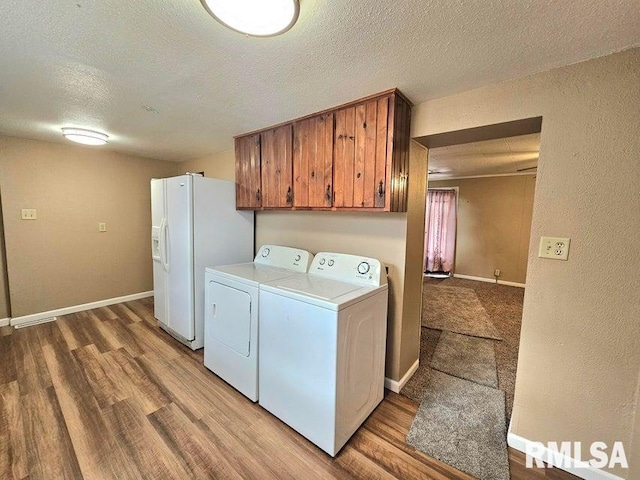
<box><xmin>394</xmin><ymin>98</ymin><xmax>411</xmax><ymax>212</ymax></box>
<box><xmin>384</xmin><ymin>95</ymin><xmax>396</xmax><ymax>211</ymax></box>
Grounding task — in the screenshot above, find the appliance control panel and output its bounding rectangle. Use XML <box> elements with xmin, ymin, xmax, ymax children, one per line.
<box><xmin>309</xmin><ymin>252</ymin><xmax>387</xmax><ymax>286</ymax></box>
<box><xmin>254</xmin><ymin>245</ymin><xmax>314</xmax><ymax>272</ymax></box>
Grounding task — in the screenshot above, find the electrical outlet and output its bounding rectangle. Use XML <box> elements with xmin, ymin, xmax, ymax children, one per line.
<box><xmin>21</xmin><ymin>208</ymin><xmax>37</xmax><ymax>220</ymax></box>
<box><xmin>539</xmin><ymin>236</ymin><xmax>571</xmax><ymax>260</ymax></box>
<box><xmin>494</xmin><ymin>269</ymin><xmax>501</xmax><ymax>277</ymax></box>
<box><xmin>98</xmin><ymin>222</ymin><xmax>107</xmax><ymax>232</ymax></box>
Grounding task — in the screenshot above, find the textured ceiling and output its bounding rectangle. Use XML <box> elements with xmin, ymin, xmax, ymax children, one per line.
<box><xmin>0</xmin><ymin>1</ymin><xmax>638</xmax><ymax>161</ymax></box>
<box><xmin>428</xmin><ymin>133</ymin><xmax>540</xmax><ymax>179</ymax></box>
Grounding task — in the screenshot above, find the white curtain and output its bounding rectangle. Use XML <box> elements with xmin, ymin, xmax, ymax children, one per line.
<box><xmin>423</xmin><ymin>189</ymin><xmax>457</xmax><ymax>273</ymax></box>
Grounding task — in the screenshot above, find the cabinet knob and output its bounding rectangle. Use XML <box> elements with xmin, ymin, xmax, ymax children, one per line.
<box><xmin>378</xmin><ymin>180</ymin><xmax>384</xmax><ymax>197</ymax></box>
<box><xmin>256</xmin><ymin>189</ymin><xmax>262</xmax><ymax>202</ymax></box>
<box><xmin>325</xmin><ymin>184</ymin><xmax>332</xmax><ymax>202</ymax></box>
<box><xmin>286</xmin><ymin>186</ymin><xmax>293</xmax><ymax>204</ymax></box>
<box><xmin>357</xmin><ymin>172</ymin><xmax>361</xmax><ymax>179</ymax></box>
<box><xmin>311</xmin><ymin>170</ymin><xmax>315</xmax><ymax>178</ymax></box>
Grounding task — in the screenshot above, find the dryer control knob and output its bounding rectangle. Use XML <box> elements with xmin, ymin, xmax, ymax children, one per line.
<box><xmin>357</xmin><ymin>261</ymin><xmax>370</xmax><ymax>274</ymax></box>
<box><xmin>319</xmin><ymin>258</ymin><xmax>326</xmax><ymax>265</ymax></box>
<box><xmin>328</xmin><ymin>260</ymin><xmax>335</xmax><ymax>267</ymax></box>
<box><xmin>295</xmin><ymin>254</ymin><xmax>301</xmax><ymax>261</ymax></box>
<box><xmin>262</xmin><ymin>247</ymin><xmax>270</xmax><ymax>257</ymax></box>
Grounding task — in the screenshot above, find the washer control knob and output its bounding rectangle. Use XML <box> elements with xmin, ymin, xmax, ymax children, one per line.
<box><xmin>357</xmin><ymin>261</ymin><xmax>370</xmax><ymax>274</ymax></box>
<box><xmin>295</xmin><ymin>254</ymin><xmax>301</xmax><ymax>261</ymax></box>
<box><xmin>319</xmin><ymin>258</ymin><xmax>326</xmax><ymax>265</ymax></box>
<box><xmin>328</xmin><ymin>259</ymin><xmax>335</xmax><ymax>267</ymax></box>
<box><xmin>261</xmin><ymin>247</ymin><xmax>270</xmax><ymax>257</ymax></box>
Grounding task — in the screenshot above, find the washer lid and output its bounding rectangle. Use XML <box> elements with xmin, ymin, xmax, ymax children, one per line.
<box><xmin>207</xmin><ymin>263</ymin><xmax>304</xmax><ymax>286</ymax></box>
<box><xmin>260</xmin><ymin>274</ymin><xmax>387</xmax><ymax>311</ymax></box>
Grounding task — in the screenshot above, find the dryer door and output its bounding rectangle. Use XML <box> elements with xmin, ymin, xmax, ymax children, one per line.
<box><xmin>209</xmin><ymin>282</ymin><xmax>252</xmax><ymax>357</ymax></box>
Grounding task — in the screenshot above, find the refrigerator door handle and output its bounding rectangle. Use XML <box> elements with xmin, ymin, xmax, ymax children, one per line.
<box><xmin>160</xmin><ymin>218</ymin><xmax>169</xmax><ymax>272</ymax></box>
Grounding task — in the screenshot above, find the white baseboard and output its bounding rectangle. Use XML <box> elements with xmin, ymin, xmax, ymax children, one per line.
<box><xmin>385</xmin><ymin>359</ymin><xmax>419</xmax><ymax>393</ymax></box>
<box><xmin>10</xmin><ymin>291</ymin><xmax>154</xmax><ymax>329</ymax></box>
<box><xmin>453</xmin><ymin>273</ymin><xmax>525</xmax><ymax>288</ymax></box>
<box><xmin>0</xmin><ymin>317</ymin><xmax>10</xmax><ymax>327</ymax></box>
<box><xmin>507</xmin><ymin>422</ymin><xmax>624</xmax><ymax>480</ymax></box>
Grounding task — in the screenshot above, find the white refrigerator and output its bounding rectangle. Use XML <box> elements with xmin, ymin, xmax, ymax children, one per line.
<box><xmin>151</xmin><ymin>174</ymin><xmax>254</xmax><ymax>350</ymax></box>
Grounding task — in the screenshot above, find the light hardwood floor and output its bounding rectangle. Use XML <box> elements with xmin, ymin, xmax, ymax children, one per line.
<box><xmin>0</xmin><ymin>298</ymin><xmax>578</xmax><ymax>479</ymax></box>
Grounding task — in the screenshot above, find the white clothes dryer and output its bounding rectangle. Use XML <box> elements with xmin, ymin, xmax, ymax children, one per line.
<box><xmin>204</xmin><ymin>245</ymin><xmax>314</xmax><ymax>401</ymax></box>
<box><xmin>258</xmin><ymin>252</ymin><xmax>388</xmax><ymax>456</ymax></box>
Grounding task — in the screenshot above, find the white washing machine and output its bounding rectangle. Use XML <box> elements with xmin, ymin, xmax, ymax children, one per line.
<box><xmin>204</xmin><ymin>245</ymin><xmax>314</xmax><ymax>401</ymax></box>
<box><xmin>258</xmin><ymin>252</ymin><xmax>388</xmax><ymax>456</ymax></box>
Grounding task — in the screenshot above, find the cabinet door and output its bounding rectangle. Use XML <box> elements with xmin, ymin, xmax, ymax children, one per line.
<box><xmin>333</xmin><ymin>106</ymin><xmax>356</xmax><ymax>207</ymax></box>
<box><xmin>334</xmin><ymin>96</ymin><xmax>390</xmax><ymax>208</ymax></box>
<box><xmin>261</xmin><ymin>124</ymin><xmax>293</xmax><ymax>208</ymax></box>
<box><xmin>235</xmin><ymin>134</ymin><xmax>262</xmax><ymax>209</ymax></box>
<box><xmin>293</xmin><ymin>114</ymin><xmax>334</xmax><ymax>208</ymax></box>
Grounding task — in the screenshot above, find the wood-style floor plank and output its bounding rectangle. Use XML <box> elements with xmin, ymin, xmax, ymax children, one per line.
<box><xmin>0</xmin><ymin>333</ymin><xmax>17</xmax><ymax>385</ymax></box>
<box><xmin>0</xmin><ymin>381</ymin><xmax>28</xmax><ymax>479</ymax></box>
<box><xmin>103</xmin><ymin>399</ymin><xmax>192</xmax><ymax>480</ymax></box>
<box><xmin>149</xmin><ymin>402</ymin><xmax>245</xmax><ymax>480</ymax></box>
<box><xmin>21</xmin><ymin>386</ymin><xmax>83</xmax><ymax>480</ymax></box>
<box><xmin>11</xmin><ymin>327</ymin><xmax>52</xmax><ymax>396</ymax></box>
<box><xmin>0</xmin><ymin>299</ymin><xmax>581</xmax><ymax>480</ymax></box>
<box><xmin>42</xmin><ymin>339</ymin><xmax>142</xmax><ymax>479</ymax></box>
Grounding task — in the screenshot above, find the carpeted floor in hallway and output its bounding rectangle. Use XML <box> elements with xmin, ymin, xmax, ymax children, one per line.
<box><xmin>402</xmin><ymin>276</ymin><xmax>525</xmax><ymax>423</ymax></box>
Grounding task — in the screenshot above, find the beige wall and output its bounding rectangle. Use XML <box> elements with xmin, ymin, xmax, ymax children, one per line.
<box><xmin>429</xmin><ymin>175</ymin><xmax>535</xmax><ymax>284</ymax></box>
<box><xmin>633</xmin><ymin>375</ymin><xmax>640</xmax><ymax>474</ymax></box>
<box><xmin>0</xmin><ymin>136</ymin><xmax>178</xmax><ymax>317</ymax></box>
<box><xmin>0</xmin><ymin>202</ymin><xmax>10</xmax><ymax>319</ymax></box>
<box><xmin>398</xmin><ymin>142</ymin><xmax>428</xmax><ymax>377</ymax></box>
<box><xmin>182</xmin><ymin>150</ymin><xmax>235</xmax><ymax>181</ymax></box>
<box><xmin>412</xmin><ymin>48</ymin><xmax>640</xmax><ymax>477</ymax></box>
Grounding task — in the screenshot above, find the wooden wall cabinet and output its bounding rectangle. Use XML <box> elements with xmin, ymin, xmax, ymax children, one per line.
<box><xmin>235</xmin><ymin>134</ymin><xmax>261</xmax><ymax>209</ymax></box>
<box><xmin>293</xmin><ymin>113</ymin><xmax>334</xmax><ymax>208</ymax></box>
<box><xmin>235</xmin><ymin>89</ymin><xmax>411</xmax><ymax>212</ymax></box>
<box><xmin>261</xmin><ymin>124</ymin><xmax>293</xmax><ymax>208</ymax></box>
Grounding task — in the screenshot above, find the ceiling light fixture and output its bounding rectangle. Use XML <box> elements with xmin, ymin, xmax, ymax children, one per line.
<box><xmin>200</xmin><ymin>0</ymin><xmax>299</xmax><ymax>37</ymax></box>
<box><xmin>61</xmin><ymin>128</ymin><xmax>109</xmax><ymax>146</ymax></box>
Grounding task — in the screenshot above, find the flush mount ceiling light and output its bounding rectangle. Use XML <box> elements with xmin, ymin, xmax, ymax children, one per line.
<box><xmin>200</xmin><ymin>0</ymin><xmax>299</xmax><ymax>37</ymax></box>
<box><xmin>61</xmin><ymin>128</ymin><xmax>109</xmax><ymax>146</ymax></box>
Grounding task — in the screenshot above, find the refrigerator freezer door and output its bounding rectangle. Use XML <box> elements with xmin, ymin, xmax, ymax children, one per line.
<box><xmin>151</xmin><ymin>179</ymin><xmax>168</xmax><ymax>326</ymax></box>
<box><xmin>165</xmin><ymin>175</ymin><xmax>195</xmax><ymax>341</ymax></box>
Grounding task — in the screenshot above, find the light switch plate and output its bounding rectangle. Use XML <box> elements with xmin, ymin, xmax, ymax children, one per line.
<box><xmin>21</xmin><ymin>208</ymin><xmax>37</xmax><ymax>220</ymax></box>
<box><xmin>98</xmin><ymin>222</ymin><xmax>107</xmax><ymax>232</ymax></box>
<box><xmin>539</xmin><ymin>236</ymin><xmax>570</xmax><ymax>260</ymax></box>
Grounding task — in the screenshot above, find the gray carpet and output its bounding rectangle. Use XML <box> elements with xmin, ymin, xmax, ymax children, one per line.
<box><xmin>406</xmin><ymin>370</ymin><xmax>510</xmax><ymax>480</ymax></box>
<box><xmin>431</xmin><ymin>331</ymin><xmax>498</xmax><ymax>388</ymax></box>
<box><xmin>422</xmin><ymin>285</ymin><xmax>502</xmax><ymax>340</ymax></box>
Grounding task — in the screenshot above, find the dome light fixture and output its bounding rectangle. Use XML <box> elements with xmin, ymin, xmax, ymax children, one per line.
<box><xmin>200</xmin><ymin>0</ymin><xmax>299</xmax><ymax>37</ymax></box>
<box><xmin>62</xmin><ymin>128</ymin><xmax>109</xmax><ymax>146</ymax></box>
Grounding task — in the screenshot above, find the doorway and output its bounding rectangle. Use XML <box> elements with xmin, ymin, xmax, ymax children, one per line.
<box><xmin>401</xmin><ymin>119</ymin><xmax>542</xmax><ymax>475</ymax></box>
